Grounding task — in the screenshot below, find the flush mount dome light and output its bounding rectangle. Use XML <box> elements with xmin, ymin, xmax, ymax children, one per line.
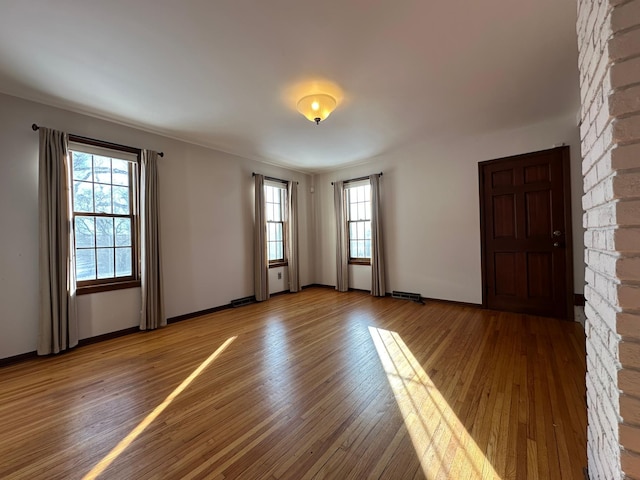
<box><xmin>296</xmin><ymin>94</ymin><xmax>337</xmax><ymax>125</ymax></box>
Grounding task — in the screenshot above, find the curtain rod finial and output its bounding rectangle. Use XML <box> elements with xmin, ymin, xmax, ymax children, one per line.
<box><xmin>32</xmin><ymin>123</ymin><xmax>39</xmax><ymax>131</ymax></box>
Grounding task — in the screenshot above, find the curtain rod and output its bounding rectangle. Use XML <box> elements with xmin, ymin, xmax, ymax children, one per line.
<box><xmin>252</xmin><ymin>172</ymin><xmax>298</xmax><ymax>185</ymax></box>
<box><xmin>32</xmin><ymin>124</ymin><xmax>164</xmax><ymax>157</ymax></box>
<box><xmin>331</xmin><ymin>172</ymin><xmax>383</xmax><ymax>186</ymax></box>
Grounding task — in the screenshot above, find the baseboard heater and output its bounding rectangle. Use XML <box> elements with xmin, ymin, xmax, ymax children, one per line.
<box><xmin>391</xmin><ymin>291</ymin><xmax>424</xmax><ymax>304</ymax></box>
<box><xmin>230</xmin><ymin>296</ymin><xmax>256</xmax><ymax>308</ymax></box>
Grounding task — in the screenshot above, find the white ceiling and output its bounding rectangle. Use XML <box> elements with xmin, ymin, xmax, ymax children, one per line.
<box><xmin>0</xmin><ymin>0</ymin><xmax>580</xmax><ymax>172</ymax></box>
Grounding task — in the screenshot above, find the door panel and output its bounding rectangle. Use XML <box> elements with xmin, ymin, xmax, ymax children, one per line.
<box><xmin>525</xmin><ymin>190</ymin><xmax>551</xmax><ymax>237</ymax></box>
<box><xmin>479</xmin><ymin>146</ymin><xmax>573</xmax><ymax>318</ymax></box>
<box><xmin>493</xmin><ymin>195</ymin><xmax>516</xmax><ymax>238</ymax></box>
<box><xmin>524</xmin><ymin>164</ymin><xmax>550</xmax><ymax>183</ymax></box>
<box><xmin>527</xmin><ymin>252</ymin><xmax>553</xmax><ymax>298</ymax></box>
<box><xmin>494</xmin><ymin>253</ymin><xmax>517</xmax><ymax>296</ymax></box>
<box><xmin>492</xmin><ymin>169</ymin><xmax>514</xmax><ymax>187</ymax></box>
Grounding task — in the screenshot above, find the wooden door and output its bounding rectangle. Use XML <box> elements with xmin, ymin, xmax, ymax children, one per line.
<box><xmin>479</xmin><ymin>146</ymin><xmax>573</xmax><ymax>318</ymax></box>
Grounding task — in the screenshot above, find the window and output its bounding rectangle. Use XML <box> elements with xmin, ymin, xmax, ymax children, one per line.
<box><xmin>346</xmin><ymin>183</ymin><xmax>371</xmax><ymax>264</ymax></box>
<box><xmin>265</xmin><ymin>182</ymin><xmax>287</xmax><ymax>266</ymax></box>
<box><xmin>69</xmin><ymin>140</ymin><xmax>140</xmax><ymax>293</ymax></box>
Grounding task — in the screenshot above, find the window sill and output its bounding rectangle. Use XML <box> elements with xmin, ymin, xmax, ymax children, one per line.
<box><xmin>269</xmin><ymin>261</ymin><xmax>289</xmax><ymax>269</ymax></box>
<box><xmin>349</xmin><ymin>259</ymin><xmax>371</xmax><ymax>266</ymax></box>
<box><xmin>76</xmin><ymin>280</ymin><xmax>141</xmax><ymax>295</ymax></box>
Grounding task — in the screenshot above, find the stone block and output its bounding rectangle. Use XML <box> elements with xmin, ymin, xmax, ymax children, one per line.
<box><xmin>612</xmin><ymin>0</ymin><xmax>640</xmax><ymax>33</ymax></box>
<box><xmin>610</xmin><ymin>28</ymin><xmax>640</xmax><ymax>61</ymax></box>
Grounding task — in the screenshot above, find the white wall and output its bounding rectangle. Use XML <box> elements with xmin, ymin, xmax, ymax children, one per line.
<box><xmin>348</xmin><ymin>264</ymin><xmax>371</xmax><ymax>291</ymax></box>
<box><xmin>77</xmin><ymin>289</ymin><xmax>141</xmax><ymax>339</ymax></box>
<box><xmin>315</xmin><ymin>113</ymin><xmax>585</xmax><ymax>304</ymax></box>
<box><xmin>268</xmin><ymin>266</ymin><xmax>289</xmax><ymax>295</ymax></box>
<box><xmin>0</xmin><ymin>90</ymin><xmax>584</xmax><ymax>359</ymax></box>
<box><xmin>0</xmin><ymin>93</ymin><xmax>312</xmax><ymax>359</ymax></box>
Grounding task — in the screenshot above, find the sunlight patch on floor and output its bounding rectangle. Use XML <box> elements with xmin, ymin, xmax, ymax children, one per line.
<box><xmin>83</xmin><ymin>336</ymin><xmax>237</xmax><ymax>480</ymax></box>
<box><xmin>368</xmin><ymin>327</ymin><xmax>500</xmax><ymax>479</ymax></box>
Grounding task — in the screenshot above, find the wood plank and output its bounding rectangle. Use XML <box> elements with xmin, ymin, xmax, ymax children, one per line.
<box><xmin>0</xmin><ymin>288</ymin><xmax>586</xmax><ymax>479</ymax></box>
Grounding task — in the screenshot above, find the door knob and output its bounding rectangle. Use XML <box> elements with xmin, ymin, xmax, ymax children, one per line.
<box><xmin>553</xmin><ymin>230</ymin><xmax>562</xmax><ymax>237</ymax></box>
<box><xmin>553</xmin><ymin>242</ymin><xmax>560</xmax><ymax>247</ymax></box>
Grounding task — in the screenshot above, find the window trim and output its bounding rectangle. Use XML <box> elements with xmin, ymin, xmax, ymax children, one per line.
<box><xmin>268</xmin><ymin>260</ymin><xmax>289</xmax><ymax>269</ymax></box>
<box><xmin>265</xmin><ymin>181</ymin><xmax>288</xmax><ymax>267</ymax></box>
<box><xmin>346</xmin><ymin>182</ymin><xmax>372</xmax><ymax>265</ymax></box>
<box><xmin>69</xmin><ymin>137</ymin><xmax>141</xmax><ymax>295</ymax></box>
<box><xmin>348</xmin><ymin>257</ymin><xmax>371</xmax><ymax>266</ymax></box>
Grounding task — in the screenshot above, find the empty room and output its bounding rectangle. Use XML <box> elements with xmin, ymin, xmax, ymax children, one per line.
<box><xmin>1</xmin><ymin>1</ymin><xmax>639</xmax><ymax>479</ymax></box>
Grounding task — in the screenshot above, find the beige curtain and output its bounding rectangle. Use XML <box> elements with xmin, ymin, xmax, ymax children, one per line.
<box><xmin>287</xmin><ymin>181</ymin><xmax>300</xmax><ymax>292</ymax></box>
<box><xmin>370</xmin><ymin>174</ymin><xmax>386</xmax><ymax>296</ymax></box>
<box><xmin>254</xmin><ymin>174</ymin><xmax>269</xmax><ymax>301</ymax></box>
<box><xmin>38</xmin><ymin>127</ymin><xmax>78</xmax><ymax>355</ymax></box>
<box><xmin>140</xmin><ymin>150</ymin><xmax>165</xmax><ymax>330</ymax></box>
<box><xmin>334</xmin><ymin>181</ymin><xmax>349</xmax><ymax>292</ymax></box>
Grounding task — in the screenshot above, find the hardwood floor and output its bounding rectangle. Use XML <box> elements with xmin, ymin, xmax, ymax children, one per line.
<box><xmin>0</xmin><ymin>288</ymin><xmax>586</xmax><ymax>479</ymax></box>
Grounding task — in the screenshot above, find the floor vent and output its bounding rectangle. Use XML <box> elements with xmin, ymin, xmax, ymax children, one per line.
<box><xmin>230</xmin><ymin>296</ymin><xmax>256</xmax><ymax>308</ymax></box>
<box><xmin>391</xmin><ymin>291</ymin><xmax>424</xmax><ymax>304</ymax></box>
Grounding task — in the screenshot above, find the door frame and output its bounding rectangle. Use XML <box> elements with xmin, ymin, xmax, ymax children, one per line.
<box><xmin>478</xmin><ymin>146</ymin><xmax>574</xmax><ymax>319</ymax></box>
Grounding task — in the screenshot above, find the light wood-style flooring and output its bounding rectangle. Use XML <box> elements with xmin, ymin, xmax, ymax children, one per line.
<box><xmin>0</xmin><ymin>288</ymin><xmax>587</xmax><ymax>479</ymax></box>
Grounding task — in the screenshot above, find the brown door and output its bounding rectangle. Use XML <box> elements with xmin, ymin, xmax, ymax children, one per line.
<box><xmin>479</xmin><ymin>146</ymin><xmax>573</xmax><ymax>318</ymax></box>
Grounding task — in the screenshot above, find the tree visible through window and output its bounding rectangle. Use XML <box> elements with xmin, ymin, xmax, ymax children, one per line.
<box><xmin>347</xmin><ymin>183</ymin><xmax>371</xmax><ymax>263</ymax></box>
<box><xmin>265</xmin><ymin>183</ymin><xmax>286</xmax><ymax>265</ymax></box>
<box><xmin>70</xmin><ymin>142</ymin><xmax>139</xmax><ymax>291</ymax></box>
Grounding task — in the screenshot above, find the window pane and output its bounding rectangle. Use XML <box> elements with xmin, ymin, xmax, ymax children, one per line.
<box><xmin>72</xmin><ymin>152</ymin><xmax>92</xmax><ymax>181</ymax></box>
<box><xmin>358</xmin><ymin>203</ymin><xmax>365</xmax><ymax>221</ymax></box>
<box><xmin>93</xmin><ymin>156</ymin><xmax>111</xmax><ymax>184</ymax></box>
<box><xmin>75</xmin><ymin>217</ymin><xmax>95</xmax><ymax>248</ymax></box>
<box><xmin>94</xmin><ymin>184</ymin><xmax>112</xmax><ymax>213</ymax></box>
<box><xmin>357</xmin><ymin>222</ymin><xmax>364</xmax><ymax>240</ymax></box>
<box><xmin>97</xmin><ymin>248</ymin><xmax>115</xmax><ymax>279</ymax></box>
<box><xmin>276</xmin><ymin>241</ymin><xmax>283</xmax><ymax>260</ymax></box>
<box><xmin>268</xmin><ymin>242</ymin><xmax>276</xmax><ymax>261</ymax></box>
<box><xmin>365</xmin><ymin>240</ymin><xmax>371</xmax><ymax>258</ymax></box>
<box><xmin>365</xmin><ymin>201</ymin><xmax>371</xmax><ymax>220</ymax></box>
<box><xmin>73</xmin><ymin>181</ymin><xmax>94</xmax><ymax>213</ymax></box>
<box><xmin>350</xmin><ymin>240</ymin><xmax>357</xmax><ymax>257</ymax></box>
<box><xmin>365</xmin><ymin>220</ymin><xmax>371</xmax><ymax>240</ymax></box>
<box><xmin>76</xmin><ymin>249</ymin><xmax>96</xmax><ymax>281</ymax></box>
<box><xmin>71</xmin><ymin>144</ymin><xmax>137</xmax><ymax>288</ymax></box>
<box><xmin>115</xmin><ymin>218</ymin><xmax>131</xmax><ymax>246</ymax></box>
<box><xmin>349</xmin><ymin>222</ymin><xmax>356</xmax><ymax>240</ymax></box>
<box><xmin>116</xmin><ymin>247</ymin><xmax>132</xmax><ymax>277</ymax></box>
<box><xmin>357</xmin><ymin>241</ymin><xmax>365</xmax><ymax>258</ymax></box>
<box><xmin>112</xmin><ymin>159</ymin><xmax>129</xmax><ymax>186</ymax></box>
<box><xmin>350</xmin><ymin>203</ymin><xmax>357</xmax><ymax>221</ymax></box>
<box><xmin>112</xmin><ymin>186</ymin><xmax>130</xmax><ymax>214</ymax></box>
<box><xmin>266</xmin><ymin>186</ymin><xmax>273</xmax><ymax>203</ymax></box>
<box><xmin>96</xmin><ymin>217</ymin><xmax>114</xmax><ymax>247</ymax></box>
<box><xmin>357</xmin><ymin>186</ymin><xmax>364</xmax><ymax>203</ymax></box>
<box><xmin>276</xmin><ymin>223</ymin><xmax>283</xmax><ymax>241</ymax></box>
<box><xmin>364</xmin><ymin>184</ymin><xmax>371</xmax><ymax>199</ymax></box>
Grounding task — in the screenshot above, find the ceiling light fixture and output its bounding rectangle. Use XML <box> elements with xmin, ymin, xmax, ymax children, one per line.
<box><xmin>296</xmin><ymin>93</ymin><xmax>337</xmax><ymax>125</ymax></box>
